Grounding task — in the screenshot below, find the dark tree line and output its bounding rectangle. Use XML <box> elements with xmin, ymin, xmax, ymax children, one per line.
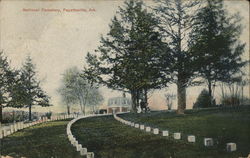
<box><xmin>0</xmin><ymin>52</ymin><xmax>51</xmax><ymax>123</ymax></box>
<box><xmin>84</xmin><ymin>0</ymin><xmax>247</xmax><ymax>113</ymax></box>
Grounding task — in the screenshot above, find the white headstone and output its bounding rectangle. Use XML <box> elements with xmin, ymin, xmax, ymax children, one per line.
<box><xmin>135</xmin><ymin>124</ymin><xmax>139</xmax><ymax>128</ymax></box>
<box><xmin>20</xmin><ymin>122</ymin><xmax>24</xmax><ymax>129</ymax></box>
<box><xmin>226</xmin><ymin>143</ymin><xmax>237</xmax><ymax>152</ymax></box>
<box><xmin>73</xmin><ymin>140</ymin><xmax>78</xmax><ymax>147</ymax></box>
<box><xmin>174</xmin><ymin>133</ymin><xmax>181</xmax><ymax>140</ymax></box>
<box><xmin>0</xmin><ymin>129</ymin><xmax>3</xmax><ymax>138</ymax></box>
<box><xmin>187</xmin><ymin>135</ymin><xmax>195</xmax><ymax>143</ymax></box>
<box><xmin>14</xmin><ymin>123</ymin><xmax>18</xmax><ymax>132</ymax></box>
<box><xmin>153</xmin><ymin>128</ymin><xmax>159</xmax><ymax>134</ymax></box>
<box><xmin>204</xmin><ymin>138</ymin><xmax>213</xmax><ymax>146</ymax></box>
<box><xmin>137</xmin><ymin>106</ymin><xmax>142</xmax><ymax>113</ymax></box>
<box><xmin>80</xmin><ymin>148</ymin><xmax>88</xmax><ymax>156</ymax></box>
<box><xmin>162</xmin><ymin>130</ymin><xmax>169</xmax><ymax>136</ymax></box>
<box><xmin>140</xmin><ymin>125</ymin><xmax>145</xmax><ymax>130</ymax></box>
<box><xmin>10</xmin><ymin>125</ymin><xmax>14</xmax><ymax>133</ymax></box>
<box><xmin>131</xmin><ymin>123</ymin><xmax>135</xmax><ymax>127</ymax></box>
<box><xmin>145</xmin><ymin>127</ymin><xmax>151</xmax><ymax>132</ymax></box>
<box><xmin>3</xmin><ymin>129</ymin><xmax>7</xmax><ymax>137</ymax></box>
<box><xmin>0</xmin><ymin>130</ymin><xmax>3</xmax><ymax>138</ymax></box>
<box><xmin>76</xmin><ymin>144</ymin><xmax>82</xmax><ymax>151</ymax></box>
<box><xmin>7</xmin><ymin>130</ymin><xmax>11</xmax><ymax>135</ymax></box>
<box><xmin>87</xmin><ymin>152</ymin><xmax>95</xmax><ymax>158</ymax></box>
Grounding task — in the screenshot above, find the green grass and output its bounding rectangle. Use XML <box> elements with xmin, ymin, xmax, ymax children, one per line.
<box><xmin>118</xmin><ymin>107</ymin><xmax>250</xmax><ymax>157</ymax></box>
<box><xmin>71</xmin><ymin>110</ymin><xmax>250</xmax><ymax>158</ymax></box>
<box><xmin>1</xmin><ymin>119</ymin><xmax>82</xmax><ymax>158</ymax></box>
<box><xmin>1</xmin><ymin>107</ymin><xmax>249</xmax><ymax>158</ymax></box>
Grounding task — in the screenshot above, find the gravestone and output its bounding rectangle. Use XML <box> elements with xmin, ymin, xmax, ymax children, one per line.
<box><xmin>7</xmin><ymin>130</ymin><xmax>11</xmax><ymax>135</ymax></box>
<box><xmin>145</xmin><ymin>127</ymin><xmax>151</xmax><ymax>132</ymax></box>
<box><xmin>153</xmin><ymin>128</ymin><xmax>159</xmax><ymax>134</ymax></box>
<box><xmin>135</xmin><ymin>124</ymin><xmax>139</xmax><ymax>128</ymax></box>
<box><xmin>14</xmin><ymin>123</ymin><xmax>18</xmax><ymax>132</ymax></box>
<box><xmin>162</xmin><ymin>130</ymin><xmax>169</xmax><ymax>136</ymax></box>
<box><xmin>187</xmin><ymin>135</ymin><xmax>195</xmax><ymax>143</ymax></box>
<box><xmin>10</xmin><ymin>125</ymin><xmax>14</xmax><ymax>133</ymax></box>
<box><xmin>131</xmin><ymin>123</ymin><xmax>135</xmax><ymax>127</ymax></box>
<box><xmin>73</xmin><ymin>140</ymin><xmax>78</xmax><ymax>147</ymax></box>
<box><xmin>20</xmin><ymin>122</ymin><xmax>24</xmax><ymax>129</ymax></box>
<box><xmin>0</xmin><ymin>129</ymin><xmax>3</xmax><ymax>138</ymax></box>
<box><xmin>80</xmin><ymin>148</ymin><xmax>87</xmax><ymax>156</ymax></box>
<box><xmin>77</xmin><ymin>144</ymin><xmax>82</xmax><ymax>151</ymax></box>
<box><xmin>204</xmin><ymin>138</ymin><xmax>213</xmax><ymax>146</ymax></box>
<box><xmin>87</xmin><ymin>152</ymin><xmax>95</xmax><ymax>158</ymax></box>
<box><xmin>174</xmin><ymin>133</ymin><xmax>181</xmax><ymax>140</ymax></box>
<box><xmin>226</xmin><ymin>143</ymin><xmax>237</xmax><ymax>152</ymax></box>
<box><xmin>3</xmin><ymin>129</ymin><xmax>7</xmax><ymax>137</ymax></box>
<box><xmin>140</xmin><ymin>125</ymin><xmax>145</xmax><ymax>130</ymax></box>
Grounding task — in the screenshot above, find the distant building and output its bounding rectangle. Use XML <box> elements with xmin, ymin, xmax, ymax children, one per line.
<box><xmin>99</xmin><ymin>96</ymin><xmax>131</xmax><ymax>114</ymax></box>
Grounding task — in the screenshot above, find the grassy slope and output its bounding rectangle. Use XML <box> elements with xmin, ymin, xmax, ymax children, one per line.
<box><xmin>1</xmin><ymin>108</ymin><xmax>249</xmax><ymax>158</ymax></box>
<box><xmin>1</xmin><ymin>120</ymin><xmax>81</xmax><ymax>158</ymax></box>
<box><xmin>72</xmin><ymin>110</ymin><xmax>249</xmax><ymax>158</ymax></box>
<box><xmin>119</xmin><ymin>107</ymin><xmax>250</xmax><ymax>157</ymax></box>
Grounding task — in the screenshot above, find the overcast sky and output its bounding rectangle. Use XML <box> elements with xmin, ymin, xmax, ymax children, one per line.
<box><xmin>0</xmin><ymin>0</ymin><xmax>249</xmax><ymax>113</ymax></box>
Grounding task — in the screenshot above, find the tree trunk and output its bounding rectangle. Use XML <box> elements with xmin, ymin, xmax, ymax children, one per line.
<box><xmin>67</xmin><ymin>105</ymin><xmax>70</xmax><ymax>115</ymax></box>
<box><xmin>136</xmin><ymin>90</ymin><xmax>140</xmax><ymax>108</ymax></box>
<box><xmin>84</xmin><ymin>104</ymin><xmax>86</xmax><ymax>116</ymax></box>
<box><xmin>241</xmin><ymin>85</ymin><xmax>244</xmax><ymax>105</ymax></box>
<box><xmin>131</xmin><ymin>90</ymin><xmax>137</xmax><ymax>112</ymax></box>
<box><xmin>0</xmin><ymin>104</ymin><xmax>2</xmax><ymax>123</ymax></box>
<box><xmin>208</xmin><ymin>79</ymin><xmax>213</xmax><ymax>106</ymax></box>
<box><xmin>78</xmin><ymin>97</ymin><xmax>83</xmax><ymax>114</ymax></box>
<box><xmin>177</xmin><ymin>80</ymin><xmax>186</xmax><ymax>114</ymax></box>
<box><xmin>144</xmin><ymin>88</ymin><xmax>148</xmax><ymax>105</ymax></box>
<box><xmin>29</xmin><ymin>105</ymin><xmax>32</xmax><ymax>121</ymax></box>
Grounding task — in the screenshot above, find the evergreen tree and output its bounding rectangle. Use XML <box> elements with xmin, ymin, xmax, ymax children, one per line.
<box><xmin>155</xmin><ymin>0</ymin><xmax>201</xmax><ymax>114</ymax></box>
<box><xmin>193</xmin><ymin>89</ymin><xmax>214</xmax><ymax>108</ymax></box>
<box><xmin>0</xmin><ymin>52</ymin><xmax>13</xmax><ymax>123</ymax></box>
<box><xmin>85</xmin><ymin>0</ymin><xmax>172</xmax><ymax>112</ymax></box>
<box><xmin>189</xmin><ymin>0</ymin><xmax>247</xmax><ymax>106</ymax></box>
<box><xmin>21</xmin><ymin>56</ymin><xmax>51</xmax><ymax>121</ymax></box>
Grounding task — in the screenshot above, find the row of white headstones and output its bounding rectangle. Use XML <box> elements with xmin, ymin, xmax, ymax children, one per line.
<box><xmin>0</xmin><ymin>114</ymin><xmax>75</xmax><ymax>139</ymax></box>
<box><xmin>66</xmin><ymin>114</ymin><xmax>115</xmax><ymax>158</ymax></box>
<box><xmin>113</xmin><ymin>114</ymin><xmax>237</xmax><ymax>152</ymax></box>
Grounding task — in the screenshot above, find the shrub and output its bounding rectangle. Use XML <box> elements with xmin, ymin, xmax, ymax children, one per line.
<box><xmin>193</xmin><ymin>89</ymin><xmax>215</xmax><ymax>108</ymax></box>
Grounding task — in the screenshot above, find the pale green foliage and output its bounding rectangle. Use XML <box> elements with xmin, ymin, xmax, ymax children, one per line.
<box><xmin>59</xmin><ymin>67</ymin><xmax>103</xmax><ymax>114</ymax></box>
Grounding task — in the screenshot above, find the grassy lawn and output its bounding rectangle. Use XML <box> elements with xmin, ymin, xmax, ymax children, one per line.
<box><xmin>71</xmin><ymin>111</ymin><xmax>249</xmax><ymax>158</ymax></box>
<box><xmin>1</xmin><ymin>119</ymin><xmax>81</xmax><ymax>158</ymax></box>
<box><xmin>118</xmin><ymin>107</ymin><xmax>250</xmax><ymax>157</ymax></box>
<box><xmin>1</xmin><ymin>107</ymin><xmax>249</xmax><ymax>158</ymax></box>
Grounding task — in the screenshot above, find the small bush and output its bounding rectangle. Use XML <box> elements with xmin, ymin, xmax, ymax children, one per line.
<box><xmin>193</xmin><ymin>89</ymin><xmax>215</xmax><ymax>108</ymax></box>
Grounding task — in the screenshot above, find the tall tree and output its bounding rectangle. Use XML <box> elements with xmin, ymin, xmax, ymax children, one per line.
<box><xmin>85</xmin><ymin>0</ymin><xmax>172</xmax><ymax>112</ymax></box>
<box><xmin>21</xmin><ymin>56</ymin><xmax>51</xmax><ymax>121</ymax></box>
<box><xmin>155</xmin><ymin>0</ymin><xmax>201</xmax><ymax>114</ymax></box>
<box><xmin>0</xmin><ymin>52</ymin><xmax>26</xmax><ymax>123</ymax></box>
<box><xmin>0</xmin><ymin>52</ymin><xmax>13</xmax><ymax>123</ymax></box>
<box><xmin>57</xmin><ymin>86</ymin><xmax>77</xmax><ymax>115</ymax></box>
<box><xmin>60</xmin><ymin>67</ymin><xmax>103</xmax><ymax>115</ymax></box>
<box><xmin>189</xmin><ymin>0</ymin><xmax>247</xmax><ymax>105</ymax></box>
